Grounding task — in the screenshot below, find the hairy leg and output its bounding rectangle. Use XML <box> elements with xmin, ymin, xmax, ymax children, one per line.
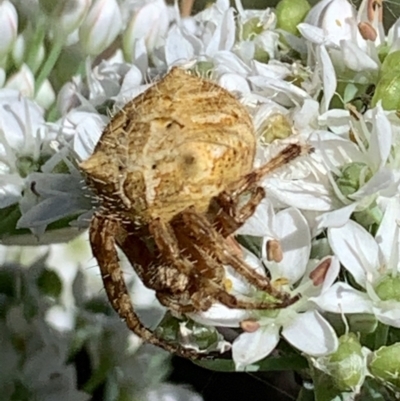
<box><xmin>181</xmin><ymin>208</ymin><xmax>299</xmax><ymax>306</ymax></box>
<box><xmin>210</xmin><ymin>142</ymin><xmax>312</xmax><ymax>237</ymax></box>
<box><xmin>152</xmin><ymin>217</ymin><xmax>296</xmax><ymax>309</ymax></box>
<box><xmin>89</xmin><ymin>213</ymin><xmax>202</xmax><ymax>359</ymax></box>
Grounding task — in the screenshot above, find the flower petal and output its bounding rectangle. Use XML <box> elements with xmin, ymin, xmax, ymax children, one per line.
<box><xmin>266</xmin><ymin>207</ymin><xmax>311</xmax><ymax>283</ymax></box>
<box><xmin>232</xmin><ymin>324</ymin><xmax>279</xmax><ymax>369</ymax></box>
<box><xmin>282</xmin><ymin>310</ymin><xmax>338</xmax><ymax>356</ymax></box>
<box><xmin>340</xmin><ymin>40</ymin><xmax>378</xmax><ymax>72</ymax></box>
<box><xmin>313</xmin><ymin>282</ymin><xmax>373</xmax><ymax>313</ymax></box>
<box><xmin>367</xmin><ymin>105</ymin><xmax>393</xmax><ymax>170</ymax></box>
<box><xmin>318</xmin><ymin>45</ymin><xmax>336</xmax><ymax>113</ymax></box>
<box><xmin>376</xmin><ymin>197</ymin><xmax>400</xmax><ymax>268</ymax></box>
<box><xmin>316</xmin><ymin>203</ymin><xmax>357</xmax><ymax>229</ymax></box>
<box><xmin>373</xmin><ymin>301</ymin><xmax>400</xmax><ymax>328</ymax></box>
<box><xmin>329</xmin><ymin>220</ymin><xmax>379</xmax><ymax>287</ymax></box>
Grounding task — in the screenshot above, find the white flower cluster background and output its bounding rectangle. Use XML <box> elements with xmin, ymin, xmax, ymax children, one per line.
<box><xmin>1</xmin><ymin>0</ymin><xmax>400</xmax><ymax>399</ymax></box>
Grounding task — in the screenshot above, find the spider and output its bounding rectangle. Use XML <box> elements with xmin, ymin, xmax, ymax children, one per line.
<box><xmin>80</xmin><ymin>67</ymin><xmax>311</xmax><ymax>359</ymax></box>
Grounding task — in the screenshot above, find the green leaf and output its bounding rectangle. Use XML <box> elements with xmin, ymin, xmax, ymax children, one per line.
<box><xmin>36</xmin><ymin>268</ymin><xmax>63</xmax><ymax>298</ymax></box>
<box><xmin>0</xmin><ymin>204</ymin><xmax>27</xmax><ymax>238</ymax></box>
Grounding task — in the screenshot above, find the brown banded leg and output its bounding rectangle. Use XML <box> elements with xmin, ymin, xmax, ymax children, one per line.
<box><xmin>189</xmin><ymin>244</ymin><xmax>296</xmax><ymax>309</ymax></box>
<box><xmin>115</xmin><ymin>223</ymin><xmax>191</xmax><ymax>293</ymax></box>
<box><xmin>210</xmin><ymin>143</ymin><xmax>312</xmax><ymax>237</ymax></box>
<box><xmin>181</xmin><ymin>208</ymin><xmax>299</xmax><ymax>306</ymax></box>
<box><xmin>89</xmin><ymin>213</ymin><xmax>202</xmax><ymax>359</ymax></box>
<box><xmin>208</xmin><ymin>186</ymin><xmax>265</xmax><ymax>235</ymax></box>
<box><xmin>152</xmin><ymin>217</ymin><xmax>296</xmax><ymax>309</ymax></box>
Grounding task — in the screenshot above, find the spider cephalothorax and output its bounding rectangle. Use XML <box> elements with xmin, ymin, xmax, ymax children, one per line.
<box><xmin>80</xmin><ymin>67</ymin><xmax>311</xmax><ymax>359</ymax></box>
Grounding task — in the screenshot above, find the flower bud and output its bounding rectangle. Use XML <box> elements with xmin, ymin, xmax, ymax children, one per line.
<box><xmin>241</xmin><ymin>17</ymin><xmax>264</xmax><ymax>41</ymax></box>
<box><xmin>79</xmin><ymin>0</ymin><xmax>122</xmax><ymax>56</ymax></box>
<box><xmin>12</xmin><ymin>34</ymin><xmax>25</xmax><ymax>68</ymax></box>
<box><xmin>54</xmin><ymin>0</ymin><xmax>91</xmax><ymax>37</ymax></box>
<box><xmin>35</xmin><ymin>79</ymin><xmax>56</xmax><ymax>110</ymax></box>
<box><xmin>0</xmin><ymin>0</ymin><xmax>18</xmax><ymax>59</ymax></box>
<box><xmin>335</xmin><ymin>162</ymin><xmax>373</xmax><ymax>197</ymax></box>
<box><xmin>379</xmin><ymin>50</ymin><xmax>400</xmax><ymax>78</ymax></box>
<box><xmin>371</xmin><ymin>50</ymin><xmax>400</xmax><ymax>110</ymax></box>
<box><xmin>155</xmin><ymin>312</ymin><xmax>226</xmax><ymax>352</ymax></box>
<box><xmin>259</xmin><ymin>113</ymin><xmax>292</xmax><ymax>144</ymax></box>
<box><xmin>374</xmin><ymin>275</ymin><xmax>400</xmax><ymax>302</ymax></box>
<box><xmin>29</xmin><ymin>42</ymin><xmax>46</xmax><ymax>74</ymax></box>
<box><xmin>369</xmin><ymin>343</ymin><xmax>400</xmax><ymax>387</ymax></box>
<box><xmin>275</xmin><ymin>0</ymin><xmax>310</xmax><ymax>36</ymax></box>
<box><xmin>122</xmin><ymin>0</ymin><xmax>169</xmax><ymax>61</ymax></box>
<box><xmin>5</xmin><ymin>64</ymin><xmax>35</xmax><ymax>97</ymax></box>
<box><xmin>327</xmin><ymin>333</ymin><xmax>366</xmax><ymax>391</ymax></box>
<box><xmin>57</xmin><ymin>81</ymin><xmax>81</xmax><ymax>115</ymax></box>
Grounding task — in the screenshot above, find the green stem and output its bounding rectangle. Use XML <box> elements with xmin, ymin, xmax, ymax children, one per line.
<box><xmin>35</xmin><ymin>40</ymin><xmax>63</xmax><ymax>95</ymax></box>
<box><xmin>46</xmin><ymin>103</ymin><xmax>60</xmax><ymax>122</ymax></box>
<box><xmin>374</xmin><ymin>322</ymin><xmax>389</xmax><ymax>350</ymax></box>
<box><xmin>25</xmin><ymin>20</ymin><xmax>47</xmax><ymax>74</ymax></box>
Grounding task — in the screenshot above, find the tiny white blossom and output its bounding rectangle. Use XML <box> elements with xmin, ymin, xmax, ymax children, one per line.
<box><xmin>0</xmin><ymin>0</ymin><xmax>18</xmax><ymax>60</ymax></box>
<box><xmin>79</xmin><ymin>0</ymin><xmax>122</xmax><ymax>56</ymax></box>
<box><xmin>318</xmin><ymin>197</ymin><xmax>400</xmax><ymax>327</ymax></box>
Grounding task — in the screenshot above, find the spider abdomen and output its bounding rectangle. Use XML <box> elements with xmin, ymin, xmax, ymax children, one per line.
<box><xmin>80</xmin><ymin>68</ymin><xmax>255</xmax><ymax>224</ymax></box>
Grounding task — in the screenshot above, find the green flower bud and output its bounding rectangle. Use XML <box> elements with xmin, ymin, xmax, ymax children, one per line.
<box><xmin>335</xmin><ymin>162</ymin><xmax>373</xmax><ymax>197</ymax></box>
<box><xmin>241</xmin><ymin>17</ymin><xmax>264</xmax><ymax>41</ymax></box>
<box><xmin>259</xmin><ymin>113</ymin><xmax>292</xmax><ymax>144</ymax></box>
<box><xmin>374</xmin><ymin>275</ymin><xmax>400</xmax><ymax>302</ymax></box>
<box><xmin>353</xmin><ymin>203</ymin><xmax>383</xmax><ymax>228</ymax></box>
<box><xmin>371</xmin><ymin>50</ymin><xmax>400</xmax><ymax>110</ymax></box>
<box><xmin>328</xmin><ymin>333</ymin><xmax>365</xmax><ymax>391</ymax></box>
<box><xmin>379</xmin><ymin>50</ymin><xmax>400</xmax><ymax>77</ymax></box>
<box><xmin>275</xmin><ymin>0</ymin><xmax>310</xmax><ymax>36</ymax></box>
<box><xmin>254</xmin><ymin>46</ymin><xmax>270</xmax><ymax>64</ymax></box>
<box><xmin>155</xmin><ymin>313</ymin><xmax>223</xmax><ymax>352</ymax></box>
<box><xmin>369</xmin><ymin>343</ymin><xmax>400</xmax><ymax>387</ymax></box>
<box><xmin>371</xmin><ymin>71</ymin><xmax>400</xmax><ymax>110</ymax></box>
<box><xmin>192</xmin><ymin>61</ymin><xmax>215</xmax><ymax>79</ymax></box>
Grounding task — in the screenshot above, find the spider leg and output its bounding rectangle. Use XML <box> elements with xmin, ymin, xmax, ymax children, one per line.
<box><xmin>181</xmin><ymin>208</ymin><xmax>299</xmax><ymax>307</ymax></box>
<box><xmin>89</xmin><ymin>213</ymin><xmax>202</xmax><ymax>359</ymax></box>
<box><xmin>114</xmin><ymin>223</ymin><xmax>199</xmax><ymax>314</ymax></box>
<box><xmin>149</xmin><ymin>218</ymin><xmax>221</xmax><ymax>311</ymax></box>
<box><xmin>115</xmin><ymin>224</ymin><xmax>190</xmax><ymax>293</ymax></box>
<box><xmin>210</xmin><ymin>142</ymin><xmax>312</xmax><ymax>236</ymax></box>
<box><xmin>152</xmin><ymin>217</ymin><xmax>296</xmax><ymax>310</ymax></box>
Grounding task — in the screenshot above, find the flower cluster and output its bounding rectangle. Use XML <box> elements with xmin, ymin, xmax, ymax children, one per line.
<box><xmin>1</xmin><ymin>0</ymin><xmax>400</xmax><ymax>399</ymax></box>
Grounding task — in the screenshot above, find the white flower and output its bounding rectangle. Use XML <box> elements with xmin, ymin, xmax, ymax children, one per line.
<box><xmin>315</xmin><ymin>104</ymin><xmax>399</xmax><ymax>229</ymax></box>
<box><xmin>123</xmin><ymin>0</ymin><xmax>169</xmax><ymax>61</ymax></box>
<box><xmin>35</xmin><ymin>79</ymin><xmax>56</xmax><ymax>110</ymax></box>
<box><xmin>54</xmin><ymin>0</ymin><xmax>91</xmax><ymax>37</ymax></box>
<box><xmin>79</xmin><ymin>0</ymin><xmax>122</xmax><ymax>56</ymax></box>
<box><xmin>230</xmin><ymin>205</ymin><xmax>339</xmax><ymax>369</ymax></box>
<box><xmin>0</xmin><ymin>90</ymin><xmax>49</xmax><ymax>208</ymax></box>
<box><xmin>191</xmin><ymin>204</ymin><xmax>338</xmax><ymax>369</ymax></box>
<box><xmin>4</xmin><ymin>64</ymin><xmax>35</xmax><ymax>98</ymax></box>
<box><xmin>318</xmin><ymin>197</ymin><xmax>400</xmax><ymax>328</ymax></box>
<box><xmin>0</xmin><ymin>0</ymin><xmax>18</xmax><ymax>60</ymax></box>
